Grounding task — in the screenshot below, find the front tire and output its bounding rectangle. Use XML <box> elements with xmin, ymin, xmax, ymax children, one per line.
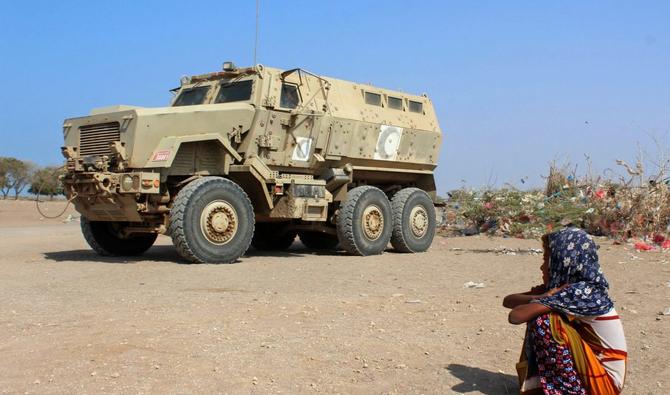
<box><xmin>168</xmin><ymin>177</ymin><xmax>254</xmax><ymax>263</ymax></box>
<box><xmin>336</xmin><ymin>186</ymin><xmax>392</xmax><ymax>256</ymax></box>
<box><xmin>81</xmin><ymin>218</ymin><xmax>157</xmax><ymax>256</ymax></box>
<box><xmin>390</xmin><ymin>188</ymin><xmax>436</xmax><ymax>253</ymax></box>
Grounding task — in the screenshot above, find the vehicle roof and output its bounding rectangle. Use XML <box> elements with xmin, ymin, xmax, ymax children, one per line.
<box><xmin>184</xmin><ymin>65</ymin><xmax>441</xmax><ymax>133</ymax></box>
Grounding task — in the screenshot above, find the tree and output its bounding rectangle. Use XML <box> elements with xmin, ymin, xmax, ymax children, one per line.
<box><xmin>0</xmin><ymin>157</ymin><xmax>9</xmax><ymax>199</ymax></box>
<box><xmin>30</xmin><ymin>166</ymin><xmax>64</xmax><ymax>200</ymax></box>
<box><xmin>0</xmin><ymin>157</ymin><xmax>35</xmax><ymax>199</ymax></box>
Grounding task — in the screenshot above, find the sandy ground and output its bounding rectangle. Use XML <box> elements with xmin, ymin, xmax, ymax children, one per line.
<box><xmin>0</xmin><ymin>199</ymin><xmax>668</xmax><ymax>394</ymax></box>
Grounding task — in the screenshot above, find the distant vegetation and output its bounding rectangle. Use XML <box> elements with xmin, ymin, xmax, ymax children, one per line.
<box><xmin>0</xmin><ymin>157</ymin><xmax>64</xmax><ymax>200</ymax></box>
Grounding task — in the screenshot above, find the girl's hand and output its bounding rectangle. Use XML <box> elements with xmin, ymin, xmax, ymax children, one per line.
<box><xmin>528</xmin><ymin>285</ymin><xmax>546</xmax><ymax>295</ymax></box>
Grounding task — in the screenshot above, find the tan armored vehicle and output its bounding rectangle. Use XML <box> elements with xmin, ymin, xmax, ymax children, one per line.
<box><xmin>61</xmin><ymin>62</ymin><xmax>442</xmax><ymax>263</ymax></box>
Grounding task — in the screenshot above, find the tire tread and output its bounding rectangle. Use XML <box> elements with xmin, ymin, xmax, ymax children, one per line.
<box><xmin>168</xmin><ymin>177</ymin><xmax>254</xmax><ymax>263</ymax></box>
<box><xmin>390</xmin><ymin>187</ymin><xmax>435</xmax><ymax>253</ymax></box>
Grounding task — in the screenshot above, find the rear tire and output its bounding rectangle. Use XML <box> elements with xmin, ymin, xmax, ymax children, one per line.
<box><xmin>390</xmin><ymin>188</ymin><xmax>436</xmax><ymax>253</ymax></box>
<box><xmin>168</xmin><ymin>177</ymin><xmax>254</xmax><ymax>263</ymax></box>
<box><xmin>252</xmin><ymin>222</ymin><xmax>296</xmax><ymax>251</ymax></box>
<box><xmin>81</xmin><ymin>218</ymin><xmax>157</xmax><ymax>256</ymax></box>
<box><xmin>336</xmin><ymin>186</ymin><xmax>392</xmax><ymax>256</ymax></box>
<box><xmin>299</xmin><ymin>231</ymin><xmax>339</xmax><ymax>250</ymax></box>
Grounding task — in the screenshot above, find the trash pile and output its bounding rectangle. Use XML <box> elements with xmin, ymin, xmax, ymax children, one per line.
<box><xmin>439</xmin><ymin>160</ymin><xmax>670</xmax><ymax>244</ymax></box>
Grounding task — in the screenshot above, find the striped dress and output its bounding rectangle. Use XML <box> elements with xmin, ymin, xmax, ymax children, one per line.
<box><xmin>519</xmin><ymin>309</ymin><xmax>627</xmax><ymax>394</ymax></box>
<box><xmin>570</xmin><ymin>308</ymin><xmax>627</xmax><ymax>392</ymax></box>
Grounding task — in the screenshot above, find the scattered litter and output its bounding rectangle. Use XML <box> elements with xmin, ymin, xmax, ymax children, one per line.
<box><xmin>463</xmin><ymin>281</ymin><xmax>486</xmax><ymax>289</ymax></box>
<box><xmin>661</xmin><ymin>307</ymin><xmax>670</xmax><ymax>316</ymax></box>
<box><xmin>449</xmin><ymin>247</ymin><xmax>542</xmax><ymax>256</ymax></box>
<box><xmin>405</xmin><ymin>299</ymin><xmax>422</xmax><ymax>304</ymax></box>
<box><xmin>634</xmin><ymin>242</ymin><xmax>654</xmax><ymax>251</ymax></box>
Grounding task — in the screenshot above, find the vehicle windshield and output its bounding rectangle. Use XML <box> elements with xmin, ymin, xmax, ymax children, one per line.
<box><xmin>215</xmin><ymin>80</ymin><xmax>253</xmax><ymax>103</ymax></box>
<box><xmin>173</xmin><ymin>86</ymin><xmax>210</xmax><ymax>106</ymax></box>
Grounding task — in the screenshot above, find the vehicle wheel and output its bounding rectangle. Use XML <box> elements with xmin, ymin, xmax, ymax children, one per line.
<box><xmin>336</xmin><ymin>186</ymin><xmax>392</xmax><ymax>256</ymax></box>
<box><xmin>390</xmin><ymin>188</ymin><xmax>436</xmax><ymax>253</ymax></box>
<box><xmin>81</xmin><ymin>217</ymin><xmax>157</xmax><ymax>256</ymax></box>
<box><xmin>299</xmin><ymin>231</ymin><xmax>339</xmax><ymax>250</ymax></box>
<box><xmin>252</xmin><ymin>222</ymin><xmax>296</xmax><ymax>250</ymax></box>
<box><xmin>168</xmin><ymin>177</ymin><xmax>254</xmax><ymax>263</ymax></box>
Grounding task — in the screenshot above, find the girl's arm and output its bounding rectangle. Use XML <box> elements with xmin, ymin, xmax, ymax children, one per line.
<box><xmin>502</xmin><ymin>285</ymin><xmax>545</xmax><ymax>309</ymax></box>
<box><xmin>508</xmin><ymin>303</ymin><xmax>551</xmax><ymax>324</ymax></box>
<box><xmin>502</xmin><ymin>293</ymin><xmax>539</xmax><ymax>309</ymax></box>
<box><xmin>503</xmin><ymin>284</ymin><xmax>567</xmax><ymax>310</ymax></box>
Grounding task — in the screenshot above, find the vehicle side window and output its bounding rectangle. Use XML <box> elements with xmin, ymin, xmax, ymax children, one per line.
<box><xmin>408</xmin><ymin>100</ymin><xmax>423</xmax><ymax>113</ymax></box>
<box><xmin>173</xmin><ymin>86</ymin><xmax>210</xmax><ymax>106</ymax></box>
<box><xmin>215</xmin><ymin>80</ymin><xmax>253</xmax><ymax>103</ymax></box>
<box><xmin>365</xmin><ymin>92</ymin><xmax>382</xmax><ymax>106</ymax></box>
<box><xmin>388</xmin><ymin>96</ymin><xmax>403</xmax><ymax>110</ymax></box>
<box><xmin>280</xmin><ymin>83</ymin><xmax>300</xmax><ymax>109</ymax></box>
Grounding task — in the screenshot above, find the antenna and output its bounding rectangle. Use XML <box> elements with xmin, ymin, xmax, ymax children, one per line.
<box><xmin>253</xmin><ymin>0</ymin><xmax>260</xmax><ymax>65</ymax></box>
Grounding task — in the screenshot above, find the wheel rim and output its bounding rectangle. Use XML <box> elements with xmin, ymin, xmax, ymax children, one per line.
<box><xmin>361</xmin><ymin>204</ymin><xmax>384</xmax><ymax>241</ymax></box>
<box><xmin>409</xmin><ymin>205</ymin><xmax>429</xmax><ymax>238</ymax></box>
<box><xmin>200</xmin><ymin>200</ymin><xmax>238</xmax><ymax>245</ymax></box>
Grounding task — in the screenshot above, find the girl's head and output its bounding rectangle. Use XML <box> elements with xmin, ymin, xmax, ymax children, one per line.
<box><xmin>541</xmin><ymin>227</ymin><xmax>607</xmax><ymax>289</ymax></box>
<box><xmin>536</xmin><ymin>227</ymin><xmax>613</xmax><ymax>316</ymax></box>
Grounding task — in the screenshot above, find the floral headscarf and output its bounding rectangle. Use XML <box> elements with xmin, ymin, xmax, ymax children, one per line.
<box><xmin>534</xmin><ymin>227</ymin><xmax>614</xmax><ymax>316</ymax></box>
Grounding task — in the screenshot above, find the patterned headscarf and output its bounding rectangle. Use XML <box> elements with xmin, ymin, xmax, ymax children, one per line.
<box><xmin>534</xmin><ymin>227</ymin><xmax>614</xmax><ymax>316</ymax></box>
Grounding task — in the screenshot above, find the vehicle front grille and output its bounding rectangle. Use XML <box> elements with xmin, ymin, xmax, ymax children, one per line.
<box><xmin>79</xmin><ymin>122</ymin><xmax>120</xmax><ymax>157</ymax></box>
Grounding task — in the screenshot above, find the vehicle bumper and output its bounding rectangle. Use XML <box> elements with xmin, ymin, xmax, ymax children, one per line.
<box><xmin>62</xmin><ymin>171</ymin><xmax>160</xmax><ymax>222</ymax></box>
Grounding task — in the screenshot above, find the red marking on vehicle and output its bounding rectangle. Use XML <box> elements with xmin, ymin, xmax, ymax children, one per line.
<box><xmin>152</xmin><ymin>150</ymin><xmax>171</xmax><ymax>161</ymax></box>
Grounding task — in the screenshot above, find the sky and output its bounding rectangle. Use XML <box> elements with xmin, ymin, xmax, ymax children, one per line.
<box><xmin>1</xmin><ymin>1</ymin><xmax>669</xmax><ymax>193</ymax></box>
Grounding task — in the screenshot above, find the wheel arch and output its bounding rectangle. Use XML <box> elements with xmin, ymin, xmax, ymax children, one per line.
<box><xmin>144</xmin><ymin>134</ymin><xmax>242</xmax><ymax>172</ymax></box>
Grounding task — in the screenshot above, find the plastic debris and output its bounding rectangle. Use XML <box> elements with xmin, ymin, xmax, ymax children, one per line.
<box><xmin>634</xmin><ymin>242</ymin><xmax>654</xmax><ymax>251</ymax></box>
<box><xmin>463</xmin><ymin>281</ymin><xmax>486</xmax><ymax>289</ymax></box>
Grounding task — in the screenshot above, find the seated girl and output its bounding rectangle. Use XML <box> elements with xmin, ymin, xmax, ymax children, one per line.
<box><xmin>503</xmin><ymin>227</ymin><xmax>627</xmax><ymax>394</ymax></box>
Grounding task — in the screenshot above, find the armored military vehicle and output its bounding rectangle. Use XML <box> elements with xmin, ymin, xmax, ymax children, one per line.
<box><xmin>61</xmin><ymin>62</ymin><xmax>442</xmax><ymax>263</ymax></box>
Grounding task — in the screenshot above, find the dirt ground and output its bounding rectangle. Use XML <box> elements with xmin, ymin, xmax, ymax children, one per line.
<box><xmin>0</xmin><ymin>200</ymin><xmax>668</xmax><ymax>394</ymax></box>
